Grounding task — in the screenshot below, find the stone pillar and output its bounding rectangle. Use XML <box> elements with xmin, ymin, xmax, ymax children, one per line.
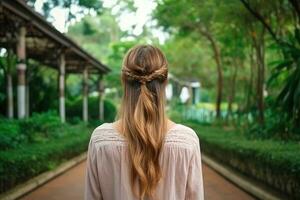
<box><xmin>82</xmin><ymin>68</ymin><xmax>88</xmax><ymax>122</ymax></box>
<box><xmin>7</xmin><ymin>49</ymin><xmax>14</xmax><ymax>119</ymax></box>
<box><xmin>17</xmin><ymin>26</ymin><xmax>26</xmax><ymax>119</ymax></box>
<box><xmin>98</xmin><ymin>75</ymin><xmax>104</xmax><ymax>121</ymax></box>
<box><xmin>25</xmin><ymin>83</ymin><xmax>29</xmax><ymax>117</ymax></box>
<box><xmin>7</xmin><ymin>73</ymin><xmax>14</xmax><ymax>118</ymax></box>
<box><xmin>59</xmin><ymin>53</ymin><xmax>66</xmax><ymax>123</ymax></box>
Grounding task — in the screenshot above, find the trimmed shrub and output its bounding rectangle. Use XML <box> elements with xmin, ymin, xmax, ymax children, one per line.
<box><xmin>0</xmin><ymin>119</ymin><xmax>23</xmax><ymax>150</ymax></box>
<box><xmin>185</xmin><ymin>122</ymin><xmax>300</xmax><ymax>199</ymax></box>
<box><xmin>19</xmin><ymin>111</ymin><xmax>63</xmax><ymax>141</ymax></box>
<box><xmin>0</xmin><ymin>123</ymin><xmax>92</xmax><ymax>194</ymax></box>
<box><xmin>66</xmin><ymin>96</ymin><xmax>116</xmax><ymax>122</ymax></box>
<box><xmin>0</xmin><ymin>111</ymin><xmax>103</xmax><ymax>194</ymax></box>
<box><xmin>0</xmin><ymin>112</ymin><xmax>66</xmax><ymax>151</ymax></box>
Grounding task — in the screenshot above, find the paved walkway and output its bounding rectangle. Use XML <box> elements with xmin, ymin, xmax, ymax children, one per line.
<box><xmin>21</xmin><ymin>161</ymin><xmax>255</xmax><ymax>200</ymax></box>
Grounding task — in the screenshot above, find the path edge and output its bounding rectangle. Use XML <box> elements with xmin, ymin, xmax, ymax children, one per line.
<box><xmin>202</xmin><ymin>152</ymin><xmax>286</xmax><ymax>200</ymax></box>
<box><xmin>0</xmin><ymin>152</ymin><xmax>87</xmax><ymax>200</ymax></box>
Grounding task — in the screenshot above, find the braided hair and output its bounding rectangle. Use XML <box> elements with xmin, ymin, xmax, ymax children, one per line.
<box><xmin>117</xmin><ymin>45</ymin><xmax>169</xmax><ymax>200</ymax></box>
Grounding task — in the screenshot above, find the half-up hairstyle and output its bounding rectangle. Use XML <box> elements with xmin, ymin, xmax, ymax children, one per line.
<box><xmin>118</xmin><ymin>45</ymin><xmax>168</xmax><ymax>199</ymax></box>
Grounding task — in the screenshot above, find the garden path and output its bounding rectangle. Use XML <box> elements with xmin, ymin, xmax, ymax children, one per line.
<box><xmin>20</xmin><ymin>161</ymin><xmax>255</xmax><ymax>200</ymax></box>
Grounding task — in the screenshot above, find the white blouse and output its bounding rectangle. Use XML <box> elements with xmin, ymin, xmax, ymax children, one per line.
<box><xmin>85</xmin><ymin>122</ymin><xmax>204</xmax><ymax>200</ymax></box>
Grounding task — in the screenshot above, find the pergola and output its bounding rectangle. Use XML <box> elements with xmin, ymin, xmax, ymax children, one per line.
<box><xmin>0</xmin><ymin>0</ymin><xmax>110</xmax><ymax>122</ymax></box>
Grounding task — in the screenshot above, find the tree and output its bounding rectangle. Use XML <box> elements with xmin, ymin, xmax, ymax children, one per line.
<box><xmin>240</xmin><ymin>0</ymin><xmax>300</xmax><ymax>126</ymax></box>
<box><xmin>219</xmin><ymin>25</ymin><xmax>246</xmax><ymax>120</ymax></box>
<box><xmin>155</xmin><ymin>0</ymin><xmax>224</xmax><ymax>119</ymax></box>
<box><xmin>162</xmin><ymin>35</ymin><xmax>214</xmax><ymax>85</ymax></box>
<box><xmin>27</xmin><ymin>0</ymin><xmax>103</xmax><ymax>30</ymax></box>
<box><xmin>68</xmin><ymin>9</ymin><xmax>122</xmax><ymax>60</ymax></box>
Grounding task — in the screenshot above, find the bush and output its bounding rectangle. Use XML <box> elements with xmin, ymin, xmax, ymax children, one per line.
<box><xmin>0</xmin><ymin>119</ymin><xmax>24</xmax><ymax>150</ymax></box>
<box><xmin>19</xmin><ymin>111</ymin><xmax>63</xmax><ymax>141</ymax></box>
<box><xmin>245</xmin><ymin>108</ymin><xmax>300</xmax><ymax>141</ymax></box>
<box><xmin>185</xmin><ymin>121</ymin><xmax>300</xmax><ymax>199</ymax></box>
<box><xmin>0</xmin><ymin>111</ymin><xmax>103</xmax><ymax>194</ymax></box>
<box><xmin>89</xmin><ymin>97</ymin><xmax>117</xmax><ymax>122</ymax></box>
<box><xmin>66</xmin><ymin>96</ymin><xmax>116</xmax><ymax>122</ymax></box>
<box><xmin>0</xmin><ymin>112</ymin><xmax>66</xmax><ymax>151</ymax></box>
<box><xmin>0</xmin><ymin>123</ymin><xmax>93</xmax><ymax>194</ymax></box>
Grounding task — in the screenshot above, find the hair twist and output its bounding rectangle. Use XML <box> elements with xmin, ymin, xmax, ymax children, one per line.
<box><xmin>122</xmin><ymin>65</ymin><xmax>168</xmax><ymax>84</ymax></box>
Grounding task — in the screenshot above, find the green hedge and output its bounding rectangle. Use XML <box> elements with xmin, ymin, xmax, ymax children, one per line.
<box><xmin>186</xmin><ymin>122</ymin><xmax>300</xmax><ymax>199</ymax></box>
<box><xmin>0</xmin><ymin>112</ymin><xmax>99</xmax><ymax>194</ymax></box>
<box><xmin>0</xmin><ymin>124</ymin><xmax>91</xmax><ymax>193</ymax></box>
<box><xmin>0</xmin><ymin>96</ymin><xmax>117</xmax><ymax>194</ymax></box>
<box><xmin>0</xmin><ymin>119</ymin><xmax>22</xmax><ymax>150</ymax></box>
<box><xmin>0</xmin><ymin>123</ymin><xmax>93</xmax><ymax>194</ymax></box>
<box><xmin>0</xmin><ymin>112</ymin><xmax>68</xmax><ymax>151</ymax></box>
<box><xmin>66</xmin><ymin>96</ymin><xmax>117</xmax><ymax>122</ymax></box>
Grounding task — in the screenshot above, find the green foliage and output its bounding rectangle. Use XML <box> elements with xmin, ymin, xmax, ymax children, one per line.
<box><xmin>106</xmin><ymin>41</ymin><xmax>138</xmax><ymax>90</ymax></box>
<box><xmin>67</xmin><ymin>11</ymin><xmax>121</xmax><ymax>61</ymax></box>
<box><xmin>78</xmin><ymin>0</ymin><xmax>102</xmax><ymax>9</ymax></box>
<box><xmin>28</xmin><ymin>62</ymin><xmax>58</xmax><ymax>114</ymax></box>
<box><xmin>0</xmin><ymin>123</ymin><xmax>92</xmax><ymax>194</ymax></box>
<box><xmin>28</xmin><ymin>0</ymin><xmax>103</xmax><ymax>20</ymax></box>
<box><xmin>0</xmin><ymin>112</ymin><xmax>64</xmax><ymax>150</ymax></box>
<box><xmin>268</xmin><ymin>29</ymin><xmax>300</xmax><ymax>124</ymax></box>
<box><xmin>186</xmin><ymin>122</ymin><xmax>300</xmax><ymax>199</ymax></box>
<box><xmin>167</xmin><ymin>101</ymin><xmax>216</xmax><ymax>125</ymax></box>
<box><xmin>19</xmin><ymin>111</ymin><xmax>64</xmax><ymax>142</ymax></box>
<box><xmin>0</xmin><ymin>111</ymin><xmax>102</xmax><ymax>193</ymax></box>
<box><xmin>154</xmin><ymin>0</ymin><xmax>300</xmax><ymax>138</ymax></box>
<box><xmin>246</xmin><ymin>109</ymin><xmax>299</xmax><ymax>141</ymax></box>
<box><xmin>0</xmin><ymin>50</ymin><xmax>17</xmax><ymax>116</ymax></box>
<box><xmin>162</xmin><ymin>36</ymin><xmax>214</xmax><ymax>86</ymax></box>
<box><xmin>237</xmin><ymin>98</ymin><xmax>300</xmax><ymax>141</ymax></box>
<box><xmin>66</xmin><ymin>96</ymin><xmax>116</xmax><ymax>122</ymax></box>
<box><xmin>0</xmin><ymin>119</ymin><xmax>23</xmax><ymax>150</ymax></box>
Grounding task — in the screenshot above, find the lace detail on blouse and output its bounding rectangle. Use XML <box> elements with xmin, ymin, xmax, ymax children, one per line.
<box><xmin>91</xmin><ymin>123</ymin><xmax>199</xmax><ymax>149</ymax></box>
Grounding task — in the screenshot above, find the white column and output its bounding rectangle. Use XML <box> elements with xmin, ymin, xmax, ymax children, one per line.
<box><xmin>7</xmin><ymin>72</ymin><xmax>14</xmax><ymax>118</ymax></box>
<box><xmin>17</xmin><ymin>26</ymin><xmax>26</xmax><ymax>119</ymax></box>
<box><xmin>7</xmin><ymin>49</ymin><xmax>14</xmax><ymax>119</ymax></box>
<box><xmin>83</xmin><ymin>68</ymin><xmax>88</xmax><ymax>122</ymax></box>
<box><xmin>98</xmin><ymin>76</ymin><xmax>104</xmax><ymax>121</ymax></box>
<box><xmin>25</xmin><ymin>85</ymin><xmax>29</xmax><ymax>117</ymax></box>
<box><xmin>59</xmin><ymin>53</ymin><xmax>66</xmax><ymax>123</ymax></box>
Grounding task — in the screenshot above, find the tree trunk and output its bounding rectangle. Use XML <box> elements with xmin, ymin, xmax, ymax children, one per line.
<box><xmin>252</xmin><ymin>30</ymin><xmax>265</xmax><ymax>125</ymax></box>
<box><xmin>212</xmin><ymin>40</ymin><xmax>223</xmax><ymax>119</ymax></box>
<box><xmin>198</xmin><ymin>28</ymin><xmax>223</xmax><ymax>119</ymax></box>
<box><xmin>246</xmin><ymin>44</ymin><xmax>255</xmax><ymax>112</ymax></box>
<box><xmin>227</xmin><ymin>59</ymin><xmax>238</xmax><ymax>121</ymax></box>
<box><xmin>257</xmin><ymin>43</ymin><xmax>265</xmax><ymax>124</ymax></box>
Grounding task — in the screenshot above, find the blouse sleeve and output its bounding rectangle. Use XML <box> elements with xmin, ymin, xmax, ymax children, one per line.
<box><xmin>185</xmin><ymin>138</ymin><xmax>204</xmax><ymax>200</ymax></box>
<box><xmin>85</xmin><ymin>137</ymin><xmax>102</xmax><ymax>200</ymax></box>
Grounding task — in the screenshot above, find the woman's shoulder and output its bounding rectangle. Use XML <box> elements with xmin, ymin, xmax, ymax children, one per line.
<box><xmin>89</xmin><ymin>122</ymin><xmax>200</xmax><ymax>149</ymax></box>
<box><xmin>165</xmin><ymin>123</ymin><xmax>200</xmax><ymax>149</ymax></box>
<box><xmin>91</xmin><ymin>122</ymin><xmax>113</xmax><ymax>134</ymax></box>
<box><xmin>89</xmin><ymin>123</ymin><xmax>126</xmax><ymax>146</ymax></box>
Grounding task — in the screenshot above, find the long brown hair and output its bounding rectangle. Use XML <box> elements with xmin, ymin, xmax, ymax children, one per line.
<box><xmin>117</xmin><ymin>45</ymin><xmax>168</xmax><ymax>199</ymax></box>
